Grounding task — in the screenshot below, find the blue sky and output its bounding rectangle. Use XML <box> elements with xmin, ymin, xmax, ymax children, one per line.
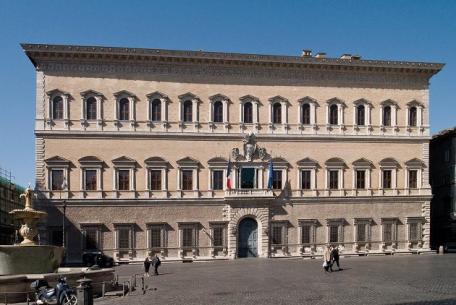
<box><xmin>0</xmin><ymin>0</ymin><xmax>455</xmax><ymax>186</ymax></box>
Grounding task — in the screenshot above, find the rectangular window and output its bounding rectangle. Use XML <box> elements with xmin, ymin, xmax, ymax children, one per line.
<box><xmin>301</xmin><ymin>225</ymin><xmax>311</xmax><ymax>244</ymax></box>
<box><xmin>409</xmin><ymin>170</ymin><xmax>418</xmax><ymax>189</ymax></box>
<box><xmin>383</xmin><ymin>170</ymin><xmax>392</xmax><ymax>189</ymax></box>
<box><xmin>182</xmin><ymin>227</ymin><xmax>194</xmax><ymax>247</ymax></box>
<box><xmin>329</xmin><ymin>170</ymin><xmax>339</xmax><ymax>189</ymax></box>
<box><xmin>409</xmin><ymin>223</ymin><xmax>419</xmax><ymax>241</ymax></box>
<box><xmin>84</xmin><ymin>229</ymin><xmax>99</xmax><ymax>250</ymax></box>
<box><xmin>383</xmin><ymin>223</ymin><xmax>393</xmax><ymax>242</ymax></box>
<box><xmin>182</xmin><ymin>170</ymin><xmax>193</xmax><ymax>191</ymax></box>
<box><xmin>149</xmin><ymin>170</ymin><xmax>162</xmax><ymax>190</ymax></box>
<box><xmin>212</xmin><ymin>170</ymin><xmax>224</xmax><ymax>190</ymax></box>
<box><xmin>118</xmin><ymin>170</ymin><xmax>130</xmax><ymax>191</ymax></box>
<box><xmin>86</xmin><ymin>100</ymin><xmax>97</xmax><ymax>120</ymax></box>
<box><xmin>356</xmin><ymin>170</ymin><xmax>366</xmax><ymax>189</ymax></box>
<box><xmin>272</xmin><ymin>170</ymin><xmax>282</xmax><ymax>189</ymax></box>
<box><xmin>118</xmin><ymin>228</ymin><xmax>130</xmax><ymax>249</ymax></box>
<box><xmin>301</xmin><ymin>170</ymin><xmax>311</xmax><ymax>190</ymax></box>
<box><xmin>357</xmin><ymin>224</ymin><xmax>366</xmax><ymax>242</ymax></box>
<box><xmin>149</xmin><ymin>226</ymin><xmax>162</xmax><ymax>248</ymax></box>
<box><xmin>84</xmin><ymin>170</ymin><xmax>97</xmax><ymax>191</ymax></box>
<box><xmin>271</xmin><ymin>225</ymin><xmax>283</xmax><ymax>245</ymax></box>
<box><xmin>329</xmin><ymin>225</ymin><xmax>339</xmax><ymax>243</ymax></box>
<box><xmin>51</xmin><ymin>170</ymin><xmax>64</xmax><ymax>191</ymax></box>
<box><xmin>213</xmin><ymin>227</ymin><xmax>224</xmax><ymax>247</ymax></box>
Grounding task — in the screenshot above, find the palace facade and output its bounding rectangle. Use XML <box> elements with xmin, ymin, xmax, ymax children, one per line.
<box><xmin>22</xmin><ymin>44</ymin><xmax>443</xmax><ymax>263</ymax></box>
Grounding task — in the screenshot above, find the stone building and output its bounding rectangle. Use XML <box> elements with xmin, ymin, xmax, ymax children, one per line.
<box><xmin>22</xmin><ymin>44</ymin><xmax>443</xmax><ymax>263</ymax></box>
<box><xmin>430</xmin><ymin>127</ymin><xmax>456</xmax><ymax>250</ymax></box>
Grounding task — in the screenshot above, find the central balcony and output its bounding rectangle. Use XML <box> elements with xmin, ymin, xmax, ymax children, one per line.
<box><xmin>224</xmin><ymin>189</ymin><xmax>275</xmax><ymax>200</ymax></box>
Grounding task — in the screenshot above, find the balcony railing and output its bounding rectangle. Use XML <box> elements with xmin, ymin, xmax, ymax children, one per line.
<box><xmin>224</xmin><ymin>189</ymin><xmax>274</xmax><ymax>199</ymax></box>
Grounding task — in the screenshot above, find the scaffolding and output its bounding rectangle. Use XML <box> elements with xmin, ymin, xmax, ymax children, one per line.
<box><xmin>0</xmin><ymin>166</ymin><xmax>25</xmax><ymax>244</ymax></box>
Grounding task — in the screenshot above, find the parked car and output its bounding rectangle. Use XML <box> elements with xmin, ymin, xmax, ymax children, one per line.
<box><xmin>82</xmin><ymin>251</ymin><xmax>114</xmax><ymax>268</ymax></box>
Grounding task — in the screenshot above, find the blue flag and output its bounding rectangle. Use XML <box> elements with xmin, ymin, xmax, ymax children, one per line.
<box><xmin>267</xmin><ymin>158</ymin><xmax>274</xmax><ymax>190</ymax></box>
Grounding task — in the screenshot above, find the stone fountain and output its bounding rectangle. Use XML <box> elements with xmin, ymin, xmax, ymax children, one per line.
<box><xmin>0</xmin><ymin>186</ymin><xmax>64</xmax><ymax>275</ymax></box>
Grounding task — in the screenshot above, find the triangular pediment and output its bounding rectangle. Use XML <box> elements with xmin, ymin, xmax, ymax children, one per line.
<box><xmin>178</xmin><ymin>92</ymin><xmax>200</xmax><ymax>101</ymax></box>
<box><xmin>114</xmin><ymin>90</ymin><xmax>136</xmax><ymax>98</ymax></box>
<box><xmin>327</xmin><ymin>97</ymin><xmax>346</xmax><ymax>107</ymax></box>
<box><xmin>268</xmin><ymin>95</ymin><xmax>288</xmax><ymax>103</ymax></box>
<box><xmin>298</xmin><ymin>96</ymin><xmax>318</xmax><ymax>105</ymax></box>
<box><xmin>239</xmin><ymin>95</ymin><xmax>260</xmax><ymax>103</ymax></box>
<box><xmin>381</xmin><ymin>99</ymin><xmax>398</xmax><ymax>107</ymax></box>
<box><xmin>176</xmin><ymin>156</ymin><xmax>200</xmax><ymax>165</ymax></box>
<box><xmin>46</xmin><ymin>89</ymin><xmax>70</xmax><ymax>97</ymax></box>
<box><xmin>80</xmin><ymin>89</ymin><xmax>104</xmax><ymax>98</ymax></box>
<box><xmin>407</xmin><ymin>99</ymin><xmax>424</xmax><ymax>107</ymax></box>
<box><xmin>209</xmin><ymin>94</ymin><xmax>230</xmax><ymax>102</ymax></box>
<box><xmin>297</xmin><ymin>157</ymin><xmax>319</xmax><ymax>167</ymax></box>
<box><xmin>145</xmin><ymin>156</ymin><xmax>166</xmax><ymax>163</ymax></box>
<box><xmin>146</xmin><ymin>91</ymin><xmax>168</xmax><ymax>100</ymax></box>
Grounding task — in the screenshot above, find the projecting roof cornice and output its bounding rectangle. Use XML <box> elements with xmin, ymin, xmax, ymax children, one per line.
<box><xmin>21</xmin><ymin>43</ymin><xmax>444</xmax><ymax>75</ymax></box>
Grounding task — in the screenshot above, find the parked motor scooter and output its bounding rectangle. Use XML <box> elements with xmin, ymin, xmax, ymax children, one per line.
<box><xmin>31</xmin><ymin>277</ymin><xmax>78</xmax><ymax>305</ymax></box>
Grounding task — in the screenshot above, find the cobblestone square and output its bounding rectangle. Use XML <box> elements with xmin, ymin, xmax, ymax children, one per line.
<box><xmin>102</xmin><ymin>255</ymin><xmax>456</xmax><ymax>305</ymax></box>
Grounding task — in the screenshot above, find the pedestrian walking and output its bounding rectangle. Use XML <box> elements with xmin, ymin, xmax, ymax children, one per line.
<box><xmin>144</xmin><ymin>256</ymin><xmax>151</xmax><ymax>277</ymax></box>
<box><xmin>323</xmin><ymin>245</ymin><xmax>332</xmax><ymax>272</ymax></box>
<box><xmin>330</xmin><ymin>245</ymin><xmax>342</xmax><ymax>271</ymax></box>
<box><xmin>151</xmin><ymin>254</ymin><xmax>161</xmax><ymax>275</ymax></box>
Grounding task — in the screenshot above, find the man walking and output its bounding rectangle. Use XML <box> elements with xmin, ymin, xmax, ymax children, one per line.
<box><xmin>330</xmin><ymin>245</ymin><xmax>342</xmax><ymax>271</ymax></box>
<box><xmin>151</xmin><ymin>254</ymin><xmax>161</xmax><ymax>275</ymax></box>
<box><xmin>143</xmin><ymin>256</ymin><xmax>151</xmax><ymax>277</ymax></box>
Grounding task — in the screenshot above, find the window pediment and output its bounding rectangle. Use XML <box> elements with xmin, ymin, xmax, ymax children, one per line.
<box><xmin>207</xmin><ymin>157</ymin><xmax>228</xmax><ymax>166</ymax></box>
<box><xmin>379</xmin><ymin>158</ymin><xmax>400</xmax><ymax>168</ymax></box>
<box><xmin>209</xmin><ymin>94</ymin><xmax>230</xmax><ymax>102</ymax></box>
<box><xmin>145</xmin><ymin>156</ymin><xmax>169</xmax><ymax>167</ymax></box>
<box><xmin>240</xmin><ymin>95</ymin><xmax>260</xmax><ymax>104</ymax></box>
<box><xmin>80</xmin><ymin>89</ymin><xmax>104</xmax><ymax>98</ymax></box>
<box><xmin>178</xmin><ymin>92</ymin><xmax>200</xmax><ymax>102</ymax></box>
<box><xmin>407</xmin><ymin>100</ymin><xmax>424</xmax><ymax>108</ymax></box>
<box><xmin>405</xmin><ymin>217</ymin><xmax>425</xmax><ymax>224</ymax></box>
<box><xmin>46</xmin><ymin>89</ymin><xmax>70</xmax><ymax>98</ymax></box>
<box><xmin>78</xmin><ymin>156</ymin><xmax>103</xmax><ymax>165</ymax></box>
<box><xmin>352</xmin><ymin>158</ymin><xmax>374</xmax><ymax>168</ymax></box>
<box><xmin>354</xmin><ymin>218</ymin><xmax>374</xmax><ymax>225</ymax></box>
<box><xmin>381</xmin><ymin>99</ymin><xmax>399</xmax><ymax>107</ymax></box>
<box><xmin>177</xmin><ymin>156</ymin><xmax>200</xmax><ymax>167</ymax></box>
<box><xmin>353</xmin><ymin>98</ymin><xmax>372</xmax><ymax>107</ymax></box>
<box><xmin>325</xmin><ymin>157</ymin><xmax>347</xmax><ymax>168</ymax></box>
<box><xmin>271</xmin><ymin>157</ymin><xmax>290</xmax><ymax>168</ymax></box>
<box><xmin>297</xmin><ymin>157</ymin><xmax>319</xmax><ymax>168</ymax></box>
<box><xmin>326</xmin><ymin>97</ymin><xmax>346</xmax><ymax>107</ymax></box>
<box><xmin>381</xmin><ymin>217</ymin><xmax>399</xmax><ymax>224</ymax></box>
<box><xmin>146</xmin><ymin>91</ymin><xmax>168</xmax><ymax>100</ymax></box>
<box><xmin>326</xmin><ymin>218</ymin><xmax>346</xmax><ymax>225</ymax></box>
<box><xmin>298</xmin><ymin>219</ymin><xmax>319</xmax><ymax>226</ymax></box>
<box><xmin>45</xmin><ymin>156</ymin><xmax>71</xmax><ymax>166</ymax></box>
<box><xmin>112</xmin><ymin>156</ymin><xmax>137</xmax><ymax>166</ymax></box>
<box><xmin>268</xmin><ymin>95</ymin><xmax>288</xmax><ymax>104</ymax></box>
<box><xmin>114</xmin><ymin>90</ymin><xmax>137</xmax><ymax>99</ymax></box>
<box><xmin>298</xmin><ymin>96</ymin><xmax>319</xmax><ymax>106</ymax></box>
<box><xmin>405</xmin><ymin>158</ymin><xmax>425</xmax><ymax>168</ymax></box>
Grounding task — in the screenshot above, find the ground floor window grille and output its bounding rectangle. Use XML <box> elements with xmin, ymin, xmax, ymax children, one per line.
<box><xmin>329</xmin><ymin>225</ymin><xmax>339</xmax><ymax>243</ymax></box>
<box><xmin>150</xmin><ymin>226</ymin><xmax>162</xmax><ymax>248</ymax></box>
<box><xmin>383</xmin><ymin>223</ymin><xmax>393</xmax><ymax>242</ymax></box>
<box><xmin>301</xmin><ymin>225</ymin><xmax>311</xmax><ymax>244</ymax></box>
<box><xmin>180</xmin><ymin>224</ymin><xmax>198</xmax><ymax>248</ymax></box>
<box><xmin>357</xmin><ymin>224</ymin><xmax>366</xmax><ymax>242</ymax></box>
<box><xmin>327</xmin><ymin>219</ymin><xmax>344</xmax><ymax>244</ymax></box>
<box><xmin>118</xmin><ymin>229</ymin><xmax>130</xmax><ymax>249</ymax></box>
<box><xmin>409</xmin><ymin>223</ymin><xmax>419</xmax><ymax>241</ymax></box>
<box><xmin>213</xmin><ymin>227</ymin><xmax>224</xmax><ymax>247</ymax></box>
<box><xmin>272</xmin><ymin>226</ymin><xmax>282</xmax><ymax>245</ymax></box>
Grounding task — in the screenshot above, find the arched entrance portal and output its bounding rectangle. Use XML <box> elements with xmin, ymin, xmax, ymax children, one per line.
<box><xmin>238</xmin><ymin>218</ymin><xmax>258</xmax><ymax>257</ymax></box>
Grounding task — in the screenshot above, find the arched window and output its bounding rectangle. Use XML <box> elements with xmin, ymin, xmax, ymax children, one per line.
<box><xmin>383</xmin><ymin>106</ymin><xmax>391</xmax><ymax>126</ymax></box>
<box><xmin>409</xmin><ymin>106</ymin><xmax>417</xmax><ymax>127</ymax></box>
<box><xmin>356</xmin><ymin>105</ymin><xmax>365</xmax><ymax>126</ymax></box>
<box><xmin>301</xmin><ymin>103</ymin><xmax>311</xmax><ymax>125</ymax></box>
<box><xmin>119</xmin><ymin>98</ymin><xmax>129</xmax><ymax>121</ymax></box>
<box><xmin>243</xmin><ymin>102</ymin><xmax>253</xmax><ymax>123</ymax></box>
<box><xmin>272</xmin><ymin>103</ymin><xmax>282</xmax><ymax>124</ymax></box>
<box><xmin>52</xmin><ymin>96</ymin><xmax>64</xmax><ymax>120</ymax></box>
<box><xmin>183</xmin><ymin>100</ymin><xmax>193</xmax><ymax>122</ymax></box>
<box><xmin>151</xmin><ymin>99</ymin><xmax>161</xmax><ymax>122</ymax></box>
<box><xmin>329</xmin><ymin>104</ymin><xmax>338</xmax><ymax>125</ymax></box>
<box><xmin>213</xmin><ymin>101</ymin><xmax>223</xmax><ymax>123</ymax></box>
<box><xmin>86</xmin><ymin>97</ymin><xmax>97</xmax><ymax>120</ymax></box>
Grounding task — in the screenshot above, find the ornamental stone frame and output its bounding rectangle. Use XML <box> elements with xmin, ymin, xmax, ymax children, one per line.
<box><xmin>178</xmin><ymin>92</ymin><xmax>201</xmax><ymax>130</ymax></box>
<box><xmin>146</xmin><ymin>91</ymin><xmax>170</xmax><ymax>130</ymax></box>
<box><xmin>227</xmin><ymin>205</ymin><xmax>270</xmax><ymax>258</ymax></box>
<box><xmin>406</xmin><ymin>100</ymin><xmax>425</xmax><ymax>130</ymax></box>
<box><xmin>46</xmin><ymin>89</ymin><xmax>71</xmax><ymax>129</ymax></box>
<box><xmin>239</xmin><ymin>95</ymin><xmax>260</xmax><ymax>132</ymax></box>
<box><xmin>325</xmin><ymin>97</ymin><xmax>346</xmax><ymax>131</ymax></box>
<box><xmin>114</xmin><ymin>90</ymin><xmax>137</xmax><ymax>131</ymax></box>
<box><xmin>380</xmin><ymin>99</ymin><xmax>399</xmax><ymax>132</ymax></box>
<box><xmin>208</xmin><ymin>94</ymin><xmax>230</xmax><ymax>131</ymax></box>
<box><xmin>352</xmin><ymin>98</ymin><xmax>373</xmax><ymax>133</ymax></box>
<box><xmin>268</xmin><ymin>95</ymin><xmax>289</xmax><ymax>133</ymax></box>
<box><xmin>297</xmin><ymin>96</ymin><xmax>319</xmax><ymax>130</ymax></box>
<box><xmin>80</xmin><ymin>89</ymin><xmax>104</xmax><ymax>130</ymax></box>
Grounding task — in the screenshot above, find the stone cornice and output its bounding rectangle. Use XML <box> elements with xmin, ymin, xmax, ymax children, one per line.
<box><xmin>21</xmin><ymin>43</ymin><xmax>444</xmax><ymax>75</ymax></box>
<box><xmin>34</xmin><ymin>130</ymin><xmax>431</xmax><ymax>143</ymax></box>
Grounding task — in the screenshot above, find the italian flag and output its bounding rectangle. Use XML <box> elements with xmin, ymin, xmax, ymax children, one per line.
<box><xmin>226</xmin><ymin>158</ymin><xmax>232</xmax><ymax>189</ymax></box>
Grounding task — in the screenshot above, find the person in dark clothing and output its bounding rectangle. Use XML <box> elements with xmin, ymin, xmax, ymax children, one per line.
<box><xmin>151</xmin><ymin>254</ymin><xmax>161</xmax><ymax>275</ymax></box>
<box><xmin>330</xmin><ymin>246</ymin><xmax>342</xmax><ymax>271</ymax></box>
<box><xmin>144</xmin><ymin>256</ymin><xmax>151</xmax><ymax>277</ymax></box>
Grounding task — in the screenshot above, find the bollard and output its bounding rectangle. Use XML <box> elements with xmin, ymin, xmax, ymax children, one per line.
<box><xmin>76</xmin><ymin>278</ymin><xmax>93</xmax><ymax>305</ymax></box>
<box><xmin>439</xmin><ymin>245</ymin><xmax>444</xmax><ymax>254</ymax></box>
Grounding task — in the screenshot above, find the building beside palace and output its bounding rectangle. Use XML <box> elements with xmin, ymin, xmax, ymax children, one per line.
<box><xmin>0</xmin><ymin>167</ymin><xmax>25</xmax><ymax>244</ymax></box>
<box><xmin>22</xmin><ymin>43</ymin><xmax>443</xmax><ymax>263</ymax></box>
<box><xmin>430</xmin><ymin>127</ymin><xmax>456</xmax><ymax>250</ymax></box>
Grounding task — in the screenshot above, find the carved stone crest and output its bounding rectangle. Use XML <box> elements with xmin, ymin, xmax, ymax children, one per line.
<box><xmin>231</xmin><ymin>132</ymin><xmax>268</xmax><ymax>162</ymax></box>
